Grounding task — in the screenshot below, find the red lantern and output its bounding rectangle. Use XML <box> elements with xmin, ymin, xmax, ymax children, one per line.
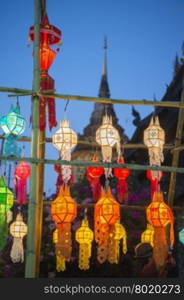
<box><xmin>87</xmin><ymin>156</ymin><xmax>104</xmax><ymax>202</ymax></box>
<box><xmin>114</xmin><ymin>157</ymin><xmax>130</xmax><ymax>203</ymax></box>
<box><xmin>40</xmin><ymin>45</ymin><xmax>57</xmax><ymax>71</ymax></box>
<box><xmin>147</xmin><ymin>170</ymin><xmax>163</xmax><ymax>197</ymax></box>
<box><xmin>14</xmin><ymin>161</ymin><xmax>31</xmax><ymax>205</ymax></box>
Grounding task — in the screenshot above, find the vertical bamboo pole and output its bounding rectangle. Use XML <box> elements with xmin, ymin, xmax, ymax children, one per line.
<box><xmin>25</xmin><ymin>0</ymin><xmax>41</xmax><ymax>278</ymax></box>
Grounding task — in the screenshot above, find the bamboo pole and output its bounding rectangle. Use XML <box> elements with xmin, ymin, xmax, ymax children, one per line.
<box><xmin>1</xmin><ymin>155</ymin><xmax>184</xmax><ymax>173</ymax></box>
<box><xmin>168</xmin><ymin>77</ymin><xmax>184</xmax><ymax>207</ymax></box>
<box><xmin>25</xmin><ymin>0</ymin><xmax>41</xmax><ymax>278</ymax></box>
<box><xmin>1</xmin><ymin>86</ymin><xmax>184</xmax><ymax>108</ymax></box>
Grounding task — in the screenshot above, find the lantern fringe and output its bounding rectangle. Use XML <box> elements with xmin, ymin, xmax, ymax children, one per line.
<box><xmin>56</xmin><ymin>255</ymin><xmax>66</xmax><ymax>272</ymax></box>
<box><xmin>0</xmin><ymin>215</ymin><xmax>8</xmax><ymax>251</ymax></box>
<box><xmin>10</xmin><ymin>237</ymin><xmax>24</xmax><ymax>263</ymax></box>
<box><xmin>116</xmin><ymin>179</ymin><xmax>129</xmax><ymax>204</ymax></box>
<box><xmin>14</xmin><ymin>177</ymin><xmax>28</xmax><ymax>205</ymax></box>
<box><xmin>153</xmin><ymin>227</ymin><xmax>168</xmax><ymax>270</ymax></box>
<box><xmin>79</xmin><ymin>244</ymin><xmax>91</xmax><ymax>270</ymax></box>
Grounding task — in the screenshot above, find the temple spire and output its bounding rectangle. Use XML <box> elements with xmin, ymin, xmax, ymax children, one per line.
<box><xmin>98</xmin><ymin>36</ymin><xmax>110</xmax><ymax>98</ymax></box>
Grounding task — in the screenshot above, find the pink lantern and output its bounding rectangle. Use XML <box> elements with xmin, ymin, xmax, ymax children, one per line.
<box><xmin>14</xmin><ymin>161</ymin><xmax>31</xmax><ymax>204</ymax></box>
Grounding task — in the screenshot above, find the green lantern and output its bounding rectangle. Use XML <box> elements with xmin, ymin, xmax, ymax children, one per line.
<box><xmin>0</xmin><ymin>176</ymin><xmax>14</xmax><ymax>250</ymax></box>
<box><xmin>179</xmin><ymin>229</ymin><xmax>184</xmax><ymax>245</ymax></box>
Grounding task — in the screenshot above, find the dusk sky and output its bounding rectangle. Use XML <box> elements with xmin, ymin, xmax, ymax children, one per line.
<box><xmin>0</xmin><ymin>0</ymin><xmax>184</xmax><ymax>194</ymax></box>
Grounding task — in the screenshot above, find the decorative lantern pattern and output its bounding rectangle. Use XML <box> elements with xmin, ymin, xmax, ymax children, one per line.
<box><xmin>94</xmin><ymin>188</ymin><xmax>120</xmax><ymax>263</ymax></box>
<box><xmin>10</xmin><ymin>213</ymin><xmax>27</xmax><ymax>263</ymax></box>
<box><xmin>179</xmin><ymin>229</ymin><xmax>184</xmax><ymax>245</ymax></box>
<box><xmin>29</xmin><ymin>13</ymin><xmax>62</xmax><ymax>131</ymax></box>
<box><xmin>146</xmin><ymin>191</ymin><xmax>174</xmax><ymax>269</ymax></box>
<box><xmin>14</xmin><ymin>161</ymin><xmax>31</xmax><ymax>205</ymax></box>
<box><xmin>141</xmin><ymin>223</ymin><xmax>154</xmax><ymax>247</ymax></box>
<box><xmin>0</xmin><ymin>105</ymin><xmax>26</xmax><ymax>156</ymax></box>
<box><xmin>75</xmin><ymin>218</ymin><xmax>94</xmax><ymax>270</ymax></box>
<box><xmin>52</xmin><ymin>119</ymin><xmax>78</xmax><ymax>184</ymax></box>
<box><xmin>143</xmin><ymin>116</ymin><xmax>165</xmax><ymax>166</ymax></box>
<box><xmin>0</xmin><ymin>176</ymin><xmax>14</xmax><ymax>250</ymax></box>
<box><xmin>108</xmin><ymin>221</ymin><xmax>127</xmax><ymax>264</ymax></box>
<box><xmin>51</xmin><ymin>185</ymin><xmax>77</xmax><ymax>271</ymax></box>
<box><xmin>146</xmin><ymin>169</ymin><xmax>163</xmax><ymax>197</ymax></box>
<box><xmin>96</xmin><ymin>115</ymin><xmax>121</xmax><ymax>178</ymax></box>
<box><xmin>114</xmin><ymin>157</ymin><xmax>130</xmax><ymax>203</ymax></box>
<box><xmin>87</xmin><ymin>155</ymin><xmax>104</xmax><ymax>202</ymax></box>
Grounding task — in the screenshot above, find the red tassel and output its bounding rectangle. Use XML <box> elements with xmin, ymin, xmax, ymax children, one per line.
<box><xmin>87</xmin><ymin>174</ymin><xmax>102</xmax><ymax>202</ymax></box>
<box><xmin>116</xmin><ymin>179</ymin><xmax>128</xmax><ymax>204</ymax></box>
<box><xmin>54</xmin><ymin>164</ymin><xmax>73</xmax><ymax>195</ymax></box>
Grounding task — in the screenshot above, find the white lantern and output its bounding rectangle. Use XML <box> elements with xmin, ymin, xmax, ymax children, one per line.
<box><xmin>143</xmin><ymin>116</ymin><xmax>165</xmax><ymax>166</ymax></box>
<box><xmin>52</xmin><ymin>119</ymin><xmax>78</xmax><ymax>184</ymax></box>
<box><xmin>10</xmin><ymin>213</ymin><xmax>27</xmax><ymax>263</ymax></box>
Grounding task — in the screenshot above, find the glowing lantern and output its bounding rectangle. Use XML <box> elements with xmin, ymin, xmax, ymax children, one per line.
<box><xmin>96</xmin><ymin>115</ymin><xmax>121</xmax><ymax>178</ymax></box>
<box><xmin>14</xmin><ymin>161</ymin><xmax>31</xmax><ymax>205</ymax></box>
<box><xmin>87</xmin><ymin>155</ymin><xmax>104</xmax><ymax>202</ymax></box>
<box><xmin>51</xmin><ymin>185</ymin><xmax>77</xmax><ymax>271</ymax></box>
<box><xmin>146</xmin><ymin>191</ymin><xmax>174</xmax><ymax>269</ymax></box>
<box><xmin>52</xmin><ymin>119</ymin><xmax>78</xmax><ymax>184</ymax></box>
<box><xmin>114</xmin><ymin>157</ymin><xmax>130</xmax><ymax>203</ymax></box>
<box><xmin>10</xmin><ymin>213</ymin><xmax>27</xmax><ymax>263</ymax></box>
<box><xmin>141</xmin><ymin>223</ymin><xmax>154</xmax><ymax>247</ymax></box>
<box><xmin>0</xmin><ymin>176</ymin><xmax>14</xmax><ymax>250</ymax></box>
<box><xmin>108</xmin><ymin>221</ymin><xmax>127</xmax><ymax>264</ymax></box>
<box><xmin>0</xmin><ymin>105</ymin><xmax>26</xmax><ymax>156</ymax></box>
<box><xmin>94</xmin><ymin>188</ymin><xmax>120</xmax><ymax>263</ymax></box>
<box><xmin>146</xmin><ymin>169</ymin><xmax>163</xmax><ymax>197</ymax></box>
<box><xmin>179</xmin><ymin>229</ymin><xmax>184</xmax><ymax>245</ymax></box>
<box><xmin>143</xmin><ymin>116</ymin><xmax>165</xmax><ymax>166</ymax></box>
<box><xmin>75</xmin><ymin>218</ymin><xmax>94</xmax><ymax>270</ymax></box>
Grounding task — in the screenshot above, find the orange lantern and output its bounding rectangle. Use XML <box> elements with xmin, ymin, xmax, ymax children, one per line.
<box><xmin>87</xmin><ymin>155</ymin><xmax>104</xmax><ymax>202</ymax></box>
<box><xmin>51</xmin><ymin>185</ymin><xmax>77</xmax><ymax>271</ymax></box>
<box><xmin>114</xmin><ymin>157</ymin><xmax>130</xmax><ymax>203</ymax></box>
<box><xmin>146</xmin><ymin>191</ymin><xmax>174</xmax><ymax>269</ymax></box>
<box><xmin>94</xmin><ymin>188</ymin><xmax>120</xmax><ymax>263</ymax></box>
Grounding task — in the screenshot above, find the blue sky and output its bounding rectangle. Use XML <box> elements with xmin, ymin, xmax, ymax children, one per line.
<box><xmin>0</xmin><ymin>0</ymin><xmax>184</xmax><ymax>194</ymax></box>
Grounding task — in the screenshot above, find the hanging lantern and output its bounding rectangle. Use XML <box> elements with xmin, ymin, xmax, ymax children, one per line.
<box><xmin>53</xmin><ymin>228</ymin><xmax>66</xmax><ymax>272</ymax></box>
<box><xmin>114</xmin><ymin>157</ymin><xmax>130</xmax><ymax>203</ymax></box>
<box><xmin>94</xmin><ymin>188</ymin><xmax>120</xmax><ymax>263</ymax></box>
<box><xmin>51</xmin><ymin>185</ymin><xmax>77</xmax><ymax>271</ymax></box>
<box><xmin>14</xmin><ymin>161</ymin><xmax>31</xmax><ymax>205</ymax></box>
<box><xmin>141</xmin><ymin>223</ymin><xmax>154</xmax><ymax>247</ymax></box>
<box><xmin>75</xmin><ymin>218</ymin><xmax>94</xmax><ymax>270</ymax></box>
<box><xmin>108</xmin><ymin>221</ymin><xmax>127</xmax><ymax>264</ymax></box>
<box><xmin>29</xmin><ymin>13</ymin><xmax>62</xmax><ymax>131</ymax></box>
<box><xmin>54</xmin><ymin>164</ymin><xmax>74</xmax><ymax>195</ymax></box>
<box><xmin>0</xmin><ymin>176</ymin><xmax>14</xmax><ymax>250</ymax></box>
<box><xmin>96</xmin><ymin>115</ymin><xmax>121</xmax><ymax>178</ymax></box>
<box><xmin>0</xmin><ymin>105</ymin><xmax>26</xmax><ymax>156</ymax></box>
<box><xmin>146</xmin><ymin>169</ymin><xmax>163</xmax><ymax>197</ymax></box>
<box><xmin>52</xmin><ymin>119</ymin><xmax>78</xmax><ymax>184</ymax></box>
<box><xmin>179</xmin><ymin>229</ymin><xmax>184</xmax><ymax>245</ymax></box>
<box><xmin>10</xmin><ymin>213</ymin><xmax>27</xmax><ymax>263</ymax></box>
<box><xmin>143</xmin><ymin>116</ymin><xmax>165</xmax><ymax>166</ymax></box>
<box><xmin>146</xmin><ymin>191</ymin><xmax>174</xmax><ymax>269</ymax></box>
<box><xmin>87</xmin><ymin>155</ymin><xmax>104</xmax><ymax>202</ymax></box>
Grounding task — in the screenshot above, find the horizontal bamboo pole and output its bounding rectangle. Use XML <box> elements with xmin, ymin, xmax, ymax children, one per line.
<box><xmin>1</xmin><ymin>155</ymin><xmax>184</xmax><ymax>173</ymax></box>
<box><xmin>0</xmin><ymin>86</ymin><xmax>183</xmax><ymax>108</ymax></box>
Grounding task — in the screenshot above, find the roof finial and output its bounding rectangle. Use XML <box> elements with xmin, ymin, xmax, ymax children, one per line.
<box><xmin>102</xmin><ymin>35</ymin><xmax>108</xmax><ymax>76</ymax></box>
<box><xmin>104</xmin><ymin>35</ymin><xmax>107</xmax><ymax>50</ymax></box>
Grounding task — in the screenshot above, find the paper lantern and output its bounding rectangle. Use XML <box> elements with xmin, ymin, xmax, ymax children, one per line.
<box><xmin>146</xmin><ymin>191</ymin><xmax>174</xmax><ymax>269</ymax></box>
<box><xmin>179</xmin><ymin>229</ymin><xmax>184</xmax><ymax>245</ymax></box>
<box><xmin>75</xmin><ymin>218</ymin><xmax>94</xmax><ymax>270</ymax></box>
<box><xmin>96</xmin><ymin>115</ymin><xmax>121</xmax><ymax>178</ymax></box>
<box><xmin>108</xmin><ymin>221</ymin><xmax>127</xmax><ymax>264</ymax></box>
<box><xmin>53</xmin><ymin>229</ymin><xmax>66</xmax><ymax>272</ymax></box>
<box><xmin>114</xmin><ymin>157</ymin><xmax>130</xmax><ymax>203</ymax></box>
<box><xmin>0</xmin><ymin>105</ymin><xmax>26</xmax><ymax>156</ymax></box>
<box><xmin>0</xmin><ymin>176</ymin><xmax>14</xmax><ymax>250</ymax></box>
<box><xmin>52</xmin><ymin>119</ymin><xmax>78</xmax><ymax>184</ymax></box>
<box><xmin>147</xmin><ymin>169</ymin><xmax>163</xmax><ymax>197</ymax></box>
<box><xmin>51</xmin><ymin>185</ymin><xmax>77</xmax><ymax>271</ymax></box>
<box><xmin>94</xmin><ymin>188</ymin><xmax>120</xmax><ymax>263</ymax></box>
<box><xmin>10</xmin><ymin>213</ymin><xmax>27</xmax><ymax>263</ymax></box>
<box><xmin>87</xmin><ymin>155</ymin><xmax>104</xmax><ymax>202</ymax></box>
<box><xmin>14</xmin><ymin>161</ymin><xmax>31</xmax><ymax>205</ymax></box>
<box><xmin>143</xmin><ymin>116</ymin><xmax>165</xmax><ymax>166</ymax></box>
<box><xmin>141</xmin><ymin>223</ymin><xmax>154</xmax><ymax>247</ymax></box>
<box><xmin>40</xmin><ymin>44</ymin><xmax>57</xmax><ymax>71</ymax></box>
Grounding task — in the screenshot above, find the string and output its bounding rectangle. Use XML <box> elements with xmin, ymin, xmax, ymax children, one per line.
<box><xmin>64</xmin><ymin>99</ymin><xmax>70</xmax><ymax>119</ymax></box>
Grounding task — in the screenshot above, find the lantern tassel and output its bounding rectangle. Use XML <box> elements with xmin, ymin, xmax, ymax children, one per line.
<box><xmin>10</xmin><ymin>237</ymin><xmax>24</xmax><ymax>263</ymax></box>
<box><xmin>14</xmin><ymin>177</ymin><xmax>28</xmax><ymax>205</ymax></box>
<box><xmin>116</xmin><ymin>179</ymin><xmax>129</xmax><ymax>204</ymax></box>
<box><xmin>79</xmin><ymin>244</ymin><xmax>91</xmax><ymax>270</ymax></box>
<box><xmin>153</xmin><ymin>227</ymin><xmax>168</xmax><ymax>270</ymax></box>
<box><xmin>56</xmin><ymin>255</ymin><xmax>66</xmax><ymax>272</ymax></box>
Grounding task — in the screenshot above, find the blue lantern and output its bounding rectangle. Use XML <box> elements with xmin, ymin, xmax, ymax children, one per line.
<box><xmin>0</xmin><ymin>105</ymin><xmax>26</xmax><ymax>156</ymax></box>
<box><xmin>179</xmin><ymin>229</ymin><xmax>184</xmax><ymax>245</ymax></box>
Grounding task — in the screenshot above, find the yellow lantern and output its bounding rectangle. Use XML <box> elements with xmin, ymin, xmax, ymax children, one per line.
<box><xmin>75</xmin><ymin>218</ymin><xmax>94</xmax><ymax>270</ymax></box>
<box><xmin>96</xmin><ymin>115</ymin><xmax>121</xmax><ymax>178</ymax></box>
<box><xmin>10</xmin><ymin>213</ymin><xmax>27</xmax><ymax>263</ymax></box>
<box><xmin>141</xmin><ymin>223</ymin><xmax>154</xmax><ymax>247</ymax></box>
<box><xmin>53</xmin><ymin>229</ymin><xmax>66</xmax><ymax>272</ymax></box>
<box><xmin>108</xmin><ymin>221</ymin><xmax>127</xmax><ymax>264</ymax></box>
<box><xmin>143</xmin><ymin>116</ymin><xmax>165</xmax><ymax>166</ymax></box>
<box><xmin>52</xmin><ymin>119</ymin><xmax>78</xmax><ymax>184</ymax></box>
